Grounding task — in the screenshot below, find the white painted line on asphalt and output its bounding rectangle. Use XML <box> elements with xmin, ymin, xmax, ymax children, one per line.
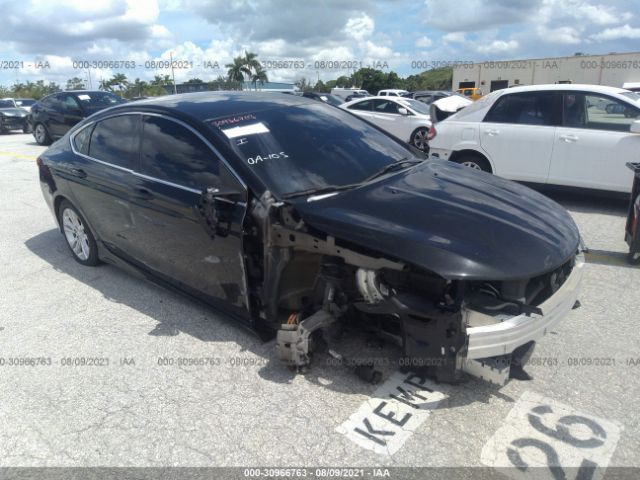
<box><xmin>481</xmin><ymin>391</ymin><xmax>622</xmax><ymax>480</ymax></box>
<box><xmin>336</xmin><ymin>371</ymin><xmax>449</xmax><ymax>455</ymax></box>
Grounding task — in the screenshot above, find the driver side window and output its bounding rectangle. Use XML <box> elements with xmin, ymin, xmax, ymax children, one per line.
<box><xmin>373</xmin><ymin>99</ymin><xmax>401</xmax><ymax>114</ymax></box>
<box><xmin>568</xmin><ymin>93</ymin><xmax>640</xmax><ymax>132</ymax></box>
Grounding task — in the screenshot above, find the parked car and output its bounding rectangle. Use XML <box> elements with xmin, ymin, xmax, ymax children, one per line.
<box><xmin>37</xmin><ymin>92</ymin><xmax>583</xmax><ymax>384</ymax></box>
<box><xmin>330</xmin><ymin>88</ymin><xmax>370</xmax><ymax>100</ymax></box>
<box><xmin>1</xmin><ymin>97</ymin><xmax>37</xmax><ymax>113</ymax></box>
<box><xmin>30</xmin><ymin>91</ymin><xmax>125</xmax><ymax>145</ymax></box>
<box><xmin>0</xmin><ymin>99</ymin><xmax>30</xmax><ymax>133</ymax></box>
<box><xmin>340</xmin><ymin>96</ymin><xmax>433</xmax><ymax>151</ymax></box>
<box><xmin>301</xmin><ymin>91</ymin><xmax>343</xmax><ymax>106</ymax></box>
<box><xmin>377</xmin><ymin>89</ymin><xmax>409</xmax><ymax>97</ymax></box>
<box><xmin>429</xmin><ymin>84</ymin><xmax>640</xmax><ymax>193</ymax></box>
<box><xmin>405</xmin><ymin>90</ymin><xmax>465</xmax><ymax>106</ymax></box>
<box><xmin>344</xmin><ymin>92</ymin><xmax>370</xmax><ymax>102</ymax></box>
<box><xmin>456</xmin><ymin>87</ymin><xmax>483</xmax><ymax>100</ymax></box>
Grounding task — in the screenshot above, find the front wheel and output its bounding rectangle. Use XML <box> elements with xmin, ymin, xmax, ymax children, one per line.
<box><xmin>410</xmin><ymin>128</ymin><xmax>429</xmax><ymax>152</ymax></box>
<box><xmin>34</xmin><ymin>123</ymin><xmax>51</xmax><ymax>146</ymax></box>
<box><xmin>59</xmin><ymin>200</ymin><xmax>100</xmax><ymax>266</ymax></box>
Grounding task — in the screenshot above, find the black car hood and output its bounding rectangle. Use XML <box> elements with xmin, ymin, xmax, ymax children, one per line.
<box><xmin>293</xmin><ymin>160</ymin><xmax>580</xmax><ymax>281</ymax></box>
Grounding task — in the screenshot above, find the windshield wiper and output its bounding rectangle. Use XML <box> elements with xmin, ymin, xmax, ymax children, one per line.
<box><xmin>281</xmin><ymin>183</ymin><xmax>361</xmax><ymax>200</ymax></box>
<box><xmin>361</xmin><ymin>157</ymin><xmax>424</xmax><ymax>183</ymax></box>
<box><xmin>281</xmin><ymin>157</ymin><xmax>424</xmax><ymax>201</ymax></box>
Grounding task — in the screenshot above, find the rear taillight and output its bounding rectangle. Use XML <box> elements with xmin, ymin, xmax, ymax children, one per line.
<box><xmin>427</xmin><ymin>125</ymin><xmax>437</xmax><ymax>141</ymax></box>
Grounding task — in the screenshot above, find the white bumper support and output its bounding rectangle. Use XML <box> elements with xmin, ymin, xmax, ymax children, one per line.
<box><xmin>465</xmin><ymin>254</ymin><xmax>585</xmax><ymax>360</ymax></box>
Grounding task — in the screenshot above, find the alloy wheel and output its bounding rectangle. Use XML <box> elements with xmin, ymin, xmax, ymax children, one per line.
<box><xmin>62</xmin><ymin>208</ymin><xmax>90</xmax><ymax>261</ymax></box>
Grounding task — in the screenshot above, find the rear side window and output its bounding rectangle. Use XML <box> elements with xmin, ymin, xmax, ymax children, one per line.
<box><xmin>140</xmin><ymin>116</ymin><xmax>220</xmax><ymax>190</ymax></box>
<box><xmin>88</xmin><ymin>115</ymin><xmax>140</xmax><ymax>169</ymax></box>
<box><xmin>348</xmin><ymin>100</ymin><xmax>373</xmax><ymax>111</ymax></box>
<box><xmin>73</xmin><ymin>125</ymin><xmax>93</xmax><ymax>155</ymax></box>
<box><xmin>484</xmin><ymin>92</ymin><xmax>555</xmax><ymax>126</ymax></box>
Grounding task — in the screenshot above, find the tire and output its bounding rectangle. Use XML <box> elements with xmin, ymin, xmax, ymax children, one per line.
<box><xmin>34</xmin><ymin>123</ymin><xmax>52</xmax><ymax>146</ymax></box>
<box><xmin>58</xmin><ymin>200</ymin><xmax>100</xmax><ymax>266</ymax></box>
<box><xmin>628</xmin><ymin>251</ymin><xmax>640</xmax><ymax>266</ymax></box>
<box><xmin>454</xmin><ymin>153</ymin><xmax>491</xmax><ymax>172</ymax></box>
<box><xmin>410</xmin><ymin>127</ymin><xmax>429</xmax><ymax>152</ymax></box>
<box><xmin>23</xmin><ymin>123</ymin><xmax>32</xmax><ymax>134</ymax></box>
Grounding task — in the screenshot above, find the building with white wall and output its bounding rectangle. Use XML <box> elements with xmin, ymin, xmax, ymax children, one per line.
<box><xmin>452</xmin><ymin>51</ymin><xmax>640</xmax><ymax>94</ymax></box>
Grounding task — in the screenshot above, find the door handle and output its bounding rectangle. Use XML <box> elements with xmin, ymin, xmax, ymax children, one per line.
<box><xmin>559</xmin><ymin>134</ymin><xmax>578</xmax><ymax>143</ymax></box>
<box><xmin>69</xmin><ymin>168</ymin><xmax>87</xmax><ymax>179</ymax></box>
<box><xmin>133</xmin><ymin>188</ymin><xmax>154</xmax><ymax>200</ymax></box>
<box><xmin>485</xmin><ymin>129</ymin><xmax>500</xmax><ymax>136</ymax></box>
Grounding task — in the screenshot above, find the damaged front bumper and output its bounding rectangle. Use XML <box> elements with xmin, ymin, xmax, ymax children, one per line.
<box><xmin>463</xmin><ymin>252</ymin><xmax>585</xmax><ymax>383</ymax></box>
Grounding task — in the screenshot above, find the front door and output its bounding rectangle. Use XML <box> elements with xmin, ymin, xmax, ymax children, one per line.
<box><xmin>129</xmin><ymin>114</ymin><xmax>250</xmax><ymax>318</ymax></box>
<box><xmin>548</xmin><ymin>92</ymin><xmax>640</xmax><ymax>192</ymax></box>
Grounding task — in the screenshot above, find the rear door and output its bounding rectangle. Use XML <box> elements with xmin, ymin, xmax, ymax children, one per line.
<box><xmin>128</xmin><ymin>114</ymin><xmax>250</xmax><ymax>317</ymax></box>
<box><xmin>66</xmin><ymin>113</ymin><xmax>142</xmax><ymax>251</ymax></box>
<box><xmin>548</xmin><ymin>92</ymin><xmax>640</xmax><ymax>192</ymax></box>
<box><xmin>479</xmin><ymin>91</ymin><xmax>558</xmax><ymax>182</ymax></box>
<box><xmin>346</xmin><ymin>99</ymin><xmax>374</xmax><ymax>121</ymax></box>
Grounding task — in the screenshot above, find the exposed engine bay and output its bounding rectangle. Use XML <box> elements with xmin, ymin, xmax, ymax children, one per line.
<box><xmin>237</xmin><ymin>190</ymin><xmax>580</xmax><ymax>386</ymax></box>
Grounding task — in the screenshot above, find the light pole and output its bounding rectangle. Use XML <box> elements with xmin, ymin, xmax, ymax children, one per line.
<box><xmin>170</xmin><ymin>51</ymin><xmax>177</xmax><ymax>95</ymax></box>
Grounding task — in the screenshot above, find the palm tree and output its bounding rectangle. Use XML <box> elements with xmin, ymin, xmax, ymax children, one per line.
<box><xmin>225</xmin><ymin>56</ymin><xmax>251</xmax><ymax>90</ymax></box>
<box><xmin>244</xmin><ymin>51</ymin><xmax>261</xmax><ymax>74</ymax></box>
<box><xmin>251</xmin><ymin>66</ymin><xmax>268</xmax><ymax>90</ymax></box>
<box><xmin>99</xmin><ymin>79</ymin><xmax>112</xmax><ymax>92</ymax></box>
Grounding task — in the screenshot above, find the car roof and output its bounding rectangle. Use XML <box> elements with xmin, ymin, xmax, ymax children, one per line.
<box><xmin>102</xmin><ymin>91</ymin><xmax>318</xmax><ymax>122</ymax></box>
<box><xmin>496</xmin><ymin>83</ymin><xmax>630</xmax><ymax>95</ymax></box>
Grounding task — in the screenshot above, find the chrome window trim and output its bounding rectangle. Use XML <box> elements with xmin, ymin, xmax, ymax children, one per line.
<box><xmin>69</xmin><ymin>110</ymin><xmax>248</xmax><ymax>194</ymax></box>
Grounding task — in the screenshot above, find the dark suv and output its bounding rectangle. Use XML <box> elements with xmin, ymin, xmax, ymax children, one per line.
<box><xmin>30</xmin><ymin>91</ymin><xmax>125</xmax><ymax>145</ymax></box>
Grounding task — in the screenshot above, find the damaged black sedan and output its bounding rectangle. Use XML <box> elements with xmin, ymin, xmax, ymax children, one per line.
<box><xmin>37</xmin><ymin>92</ymin><xmax>584</xmax><ymax>385</ymax></box>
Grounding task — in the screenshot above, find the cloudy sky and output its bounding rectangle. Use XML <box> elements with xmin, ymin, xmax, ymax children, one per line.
<box><xmin>1</xmin><ymin>0</ymin><xmax>639</xmax><ymax>87</ymax></box>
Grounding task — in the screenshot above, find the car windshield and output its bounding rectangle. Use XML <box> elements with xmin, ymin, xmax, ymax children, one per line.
<box><xmin>209</xmin><ymin>102</ymin><xmax>415</xmax><ymax>198</ymax></box>
<box><xmin>0</xmin><ymin>100</ymin><xmax>14</xmax><ymax>108</ymax></box>
<box><xmin>16</xmin><ymin>99</ymin><xmax>35</xmax><ymax>106</ymax></box>
<box><xmin>72</xmin><ymin>92</ymin><xmax>125</xmax><ymax>114</ymax></box>
<box><xmin>398</xmin><ymin>98</ymin><xmax>431</xmax><ymax>115</ymax></box>
<box><xmin>621</xmin><ymin>92</ymin><xmax>640</xmax><ymax>106</ymax></box>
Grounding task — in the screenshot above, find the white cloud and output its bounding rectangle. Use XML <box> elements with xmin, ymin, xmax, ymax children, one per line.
<box><xmin>475</xmin><ymin>39</ymin><xmax>519</xmax><ymax>54</ymax></box>
<box><xmin>344</xmin><ymin>14</ymin><xmax>375</xmax><ymax>41</ymax></box>
<box><xmin>415</xmin><ymin>36</ymin><xmax>432</xmax><ymax>48</ymax></box>
<box><xmin>536</xmin><ymin>25</ymin><xmax>582</xmax><ymax>44</ymax></box>
<box><xmin>591</xmin><ymin>24</ymin><xmax>640</xmax><ymax>41</ymax></box>
<box><xmin>442</xmin><ymin>32</ymin><xmax>466</xmax><ymax>44</ymax></box>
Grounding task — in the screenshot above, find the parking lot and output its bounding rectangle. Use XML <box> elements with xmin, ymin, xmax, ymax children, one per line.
<box><xmin>1</xmin><ymin>131</ymin><xmax>639</xmax><ymax>474</ymax></box>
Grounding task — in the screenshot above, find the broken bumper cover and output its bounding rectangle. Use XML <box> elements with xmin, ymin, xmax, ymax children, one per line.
<box><xmin>465</xmin><ymin>253</ymin><xmax>585</xmax><ymax>360</ymax></box>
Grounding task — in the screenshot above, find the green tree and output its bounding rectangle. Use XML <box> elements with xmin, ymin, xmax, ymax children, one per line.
<box><xmin>251</xmin><ymin>66</ymin><xmax>268</xmax><ymax>90</ymax></box>
<box><xmin>225</xmin><ymin>56</ymin><xmax>251</xmax><ymax>89</ymax></box>
<box><xmin>66</xmin><ymin>77</ymin><xmax>86</xmax><ymax>90</ymax></box>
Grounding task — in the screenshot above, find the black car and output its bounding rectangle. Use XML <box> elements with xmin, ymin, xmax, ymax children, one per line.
<box><xmin>37</xmin><ymin>92</ymin><xmax>583</xmax><ymax>384</ymax></box>
<box><xmin>301</xmin><ymin>91</ymin><xmax>343</xmax><ymax>106</ymax></box>
<box><xmin>30</xmin><ymin>91</ymin><xmax>125</xmax><ymax>145</ymax></box>
<box><xmin>0</xmin><ymin>99</ymin><xmax>30</xmax><ymax>133</ymax></box>
<box><xmin>403</xmin><ymin>90</ymin><xmax>464</xmax><ymax>106</ymax></box>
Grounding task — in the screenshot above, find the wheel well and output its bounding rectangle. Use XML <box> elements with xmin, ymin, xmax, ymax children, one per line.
<box><xmin>449</xmin><ymin>150</ymin><xmax>492</xmax><ymax>172</ymax></box>
<box><xmin>410</xmin><ymin>126</ymin><xmax>428</xmax><ymax>139</ymax></box>
<box><xmin>54</xmin><ymin>196</ymin><xmax>70</xmax><ymax>230</ymax></box>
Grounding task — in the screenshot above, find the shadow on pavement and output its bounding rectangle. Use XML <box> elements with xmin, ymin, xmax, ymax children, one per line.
<box><xmin>25</xmin><ymin>228</ymin><xmax>515</xmax><ymax>405</ymax></box>
<box><xmin>525</xmin><ymin>184</ymin><xmax>629</xmax><ymax>216</ymax></box>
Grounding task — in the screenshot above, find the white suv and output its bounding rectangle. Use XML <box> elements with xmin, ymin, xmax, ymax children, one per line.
<box><xmin>429</xmin><ymin>84</ymin><xmax>640</xmax><ymax>193</ymax></box>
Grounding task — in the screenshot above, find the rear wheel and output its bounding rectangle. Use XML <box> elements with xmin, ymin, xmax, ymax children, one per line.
<box><xmin>34</xmin><ymin>123</ymin><xmax>51</xmax><ymax>146</ymax></box>
<box><xmin>454</xmin><ymin>153</ymin><xmax>491</xmax><ymax>173</ymax></box>
<box><xmin>410</xmin><ymin>127</ymin><xmax>429</xmax><ymax>152</ymax></box>
<box><xmin>58</xmin><ymin>200</ymin><xmax>99</xmax><ymax>266</ymax></box>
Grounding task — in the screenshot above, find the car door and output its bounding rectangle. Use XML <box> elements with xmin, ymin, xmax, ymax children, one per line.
<box><xmin>371</xmin><ymin>99</ymin><xmax>410</xmax><ymax>140</ymax></box>
<box><xmin>66</xmin><ymin>113</ymin><xmax>142</xmax><ymax>251</ymax></box>
<box><xmin>128</xmin><ymin>114</ymin><xmax>250</xmax><ymax>317</ymax></box>
<box><xmin>58</xmin><ymin>94</ymin><xmax>85</xmax><ymax>137</ymax></box>
<box><xmin>479</xmin><ymin>91</ymin><xmax>559</xmax><ymax>182</ymax></box>
<box><xmin>548</xmin><ymin>92</ymin><xmax>640</xmax><ymax>192</ymax></box>
<box><xmin>42</xmin><ymin>94</ymin><xmax>67</xmax><ymax>137</ymax></box>
<box><xmin>346</xmin><ymin>99</ymin><xmax>374</xmax><ymax>121</ymax></box>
